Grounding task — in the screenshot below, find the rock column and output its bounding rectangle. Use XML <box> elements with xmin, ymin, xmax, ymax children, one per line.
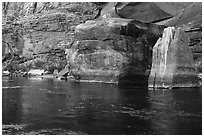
<box><xmin>148</xmin><ymin>27</ymin><xmax>199</xmax><ymax>88</ymax></box>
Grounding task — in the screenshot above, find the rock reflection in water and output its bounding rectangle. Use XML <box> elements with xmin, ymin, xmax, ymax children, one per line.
<box><xmin>2</xmin><ymin>77</ymin><xmax>202</xmax><ymax>135</ymax></box>
<box><xmin>148</xmin><ymin>89</ymin><xmax>202</xmax><ymax>135</ymax></box>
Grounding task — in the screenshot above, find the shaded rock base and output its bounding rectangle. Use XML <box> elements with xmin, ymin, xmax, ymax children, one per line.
<box><xmin>73</xmin><ymin>73</ymin><xmax>148</xmax><ymax>86</ymax></box>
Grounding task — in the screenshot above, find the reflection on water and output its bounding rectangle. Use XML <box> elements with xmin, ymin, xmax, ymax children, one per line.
<box><xmin>2</xmin><ymin>77</ymin><xmax>202</xmax><ymax>135</ymax></box>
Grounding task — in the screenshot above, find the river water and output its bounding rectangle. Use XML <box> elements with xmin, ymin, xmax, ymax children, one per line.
<box><xmin>2</xmin><ymin>76</ymin><xmax>202</xmax><ymax>135</ymax></box>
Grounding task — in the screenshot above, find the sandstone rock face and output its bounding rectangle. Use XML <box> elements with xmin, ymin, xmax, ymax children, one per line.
<box><xmin>2</xmin><ymin>2</ymin><xmax>201</xmax><ymax>84</ymax></box>
<box><xmin>75</xmin><ymin>18</ymin><xmax>165</xmax><ymax>44</ymax></box>
<box><xmin>100</xmin><ymin>2</ymin><xmax>120</xmax><ymax>18</ymax></box>
<box><xmin>113</xmin><ymin>2</ymin><xmax>202</xmax><ymax>73</ymax></box>
<box><xmin>163</xmin><ymin>2</ymin><xmax>201</xmax><ymax>27</ymax></box>
<box><xmin>148</xmin><ymin>27</ymin><xmax>199</xmax><ymax>88</ymax></box>
<box><xmin>117</xmin><ymin>2</ymin><xmax>172</xmax><ymax>23</ymax></box>
<box><xmin>2</xmin><ymin>2</ymin><xmax>100</xmax><ymax>72</ymax></box>
<box><xmin>14</xmin><ymin>3</ymin><xmax>99</xmax><ymax>59</ymax></box>
<box><xmin>155</xmin><ymin>2</ymin><xmax>202</xmax><ymax>73</ymax></box>
<box><xmin>68</xmin><ymin>18</ymin><xmax>164</xmax><ymax>84</ymax></box>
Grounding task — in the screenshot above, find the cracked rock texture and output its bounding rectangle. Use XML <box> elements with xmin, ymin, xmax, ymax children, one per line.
<box><xmin>2</xmin><ymin>2</ymin><xmax>100</xmax><ymax>73</ymax></box>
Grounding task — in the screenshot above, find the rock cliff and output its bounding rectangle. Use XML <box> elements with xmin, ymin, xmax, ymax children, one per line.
<box><xmin>115</xmin><ymin>2</ymin><xmax>202</xmax><ymax>73</ymax></box>
<box><xmin>2</xmin><ymin>2</ymin><xmax>100</xmax><ymax>73</ymax></box>
<box><xmin>2</xmin><ymin>2</ymin><xmax>202</xmax><ymax>85</ymax></box>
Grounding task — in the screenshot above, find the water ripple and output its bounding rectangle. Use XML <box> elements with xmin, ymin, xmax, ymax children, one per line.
<box><xmin>2</xmin><ymin>86</ymin><xmax>21</xmax><ymax>89</ymax></box>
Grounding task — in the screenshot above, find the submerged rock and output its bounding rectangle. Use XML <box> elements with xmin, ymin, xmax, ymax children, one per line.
<box><xmin>148</xmin><ymin>27</ymin><xmax>199</xmax><ymax>88</ymax></box>
<box><xmin>56</xmin><ymin>65</ymin><xmax>70</xmax><ymax>78</ymax></box>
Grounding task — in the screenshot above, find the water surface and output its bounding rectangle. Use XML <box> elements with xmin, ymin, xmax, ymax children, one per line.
<box><xmin>2</xmin><ymin>76</ymin><xmax>202</xmax><ymax>135</ymax></box>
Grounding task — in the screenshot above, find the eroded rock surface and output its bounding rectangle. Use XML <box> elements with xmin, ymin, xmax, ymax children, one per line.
<box><xmin>148</xmin><ymin>27</ymin><xmax>199</xmax><ymax>88</ymax></box>
<box><xmin>68</xmin><ymin>18</ymin><xmax>164</xmax><ymax>84</ymax></box>
<box><xmin>117</xmin><ymin>2</ymin><xmax>173</xmax><ymax>23</ymax></box>
<box><xmin>2</xmin><ymin>2</ymin><xmax>201</xmax><ymax>85</ymax></box>
<box><xmin>2</xmin><ymin>2</ymin><xmax>100</xmax><ymax>73</ymax></box>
